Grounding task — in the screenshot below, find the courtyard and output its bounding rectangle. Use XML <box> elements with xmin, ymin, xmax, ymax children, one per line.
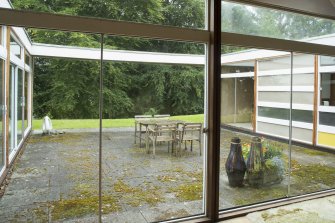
<box><xmin>0</xmin><ymin>128</ymin><xmax>334</xmax><ymax>222</ymax></box>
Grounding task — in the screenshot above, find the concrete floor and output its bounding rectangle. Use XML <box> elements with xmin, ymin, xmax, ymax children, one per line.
<box><xmin>0</xmin><ymin>128</ymin><xmax>334</xmax><ymax>222</ymax></box>
<box><xmin>222</xmin><ymin>195</ymin><xmax>335</xmax><ymax>223</ymax></box>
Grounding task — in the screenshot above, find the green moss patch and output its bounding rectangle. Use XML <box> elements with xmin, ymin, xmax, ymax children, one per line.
<box><xmin>157</xmin><ymin>175</ymin><xmax>178</xmax><ymax>182</ymax></box>
<box><xmin>293</xmin><ymin>147</ymin><xmax>328</xmax><ymax>156</ymax></box>
<box><xmin>50</xmin><ymin>195</ymin><xmax>120</xmax><ymax>221</ymax></box>
<box><xmin>28</xmin><ymin>133</ymin><xmax>86</xmax><ymax>146</ymax></box>
<box><xmin>170</xmin><ymin>182</ymin><xmax>203</xmax><ymax>201</ymax></box>
<box><xmin>233</xmin><ymin>187</ymin><xmax>287</xmax><ymax>206</ymax></box>
<box><xmin>291</xmin><ymin>163</ymin><xmax>335</xmax><ymax>189</ymax></box>
<box><xmin>113</xmin><ymin>180</ymin><xmax>164</xmax><ymax>207</ymax></box>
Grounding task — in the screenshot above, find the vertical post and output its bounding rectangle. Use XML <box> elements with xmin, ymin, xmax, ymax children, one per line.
<box><xmin>1</xmin><ymin>46</ymin><xmax>5</xmax><ymax>167</ymax></box>
<box><xmin>98</xmin><ymin>34</ymin><xmax>104</xmax><ymax>223</ymax></box>
<box><xmin>253</xmin><ymin>60</ymin><xmax>258</xmax><ymax>132</ymax></box>
<box><xmin>5</xmin><ymin>27</ymin><xmax>10</xmax><ymax>168</ymax></box>
<box><xmin>22</xmin><ymin>51</ymin><xmax>26</xmax><ymax>135</ymax></box>
<box><xmin>313</xmin><ymin>55</ymin><xmax>319</xmax><ymax>146</ymax></box>
<box><xmin>207</xmin><ymin>0</ymin><xmax>221</xmax><ymax>220</ymax></box>
<box><xmin>30</xmin><ymin>58</ymin><xmax>33</xmax><ymax>130</ymax></box>
<box><xmin>234</xmin><ymin>78</ymin><xmax>237</xmax><ymax>123</ymax></box>
<box><xmin>288</xmin><ymin>52</ymin><xmax>293</xmax><ymax>197</ymax></box>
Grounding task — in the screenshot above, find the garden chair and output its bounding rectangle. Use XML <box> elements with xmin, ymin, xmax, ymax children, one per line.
<box><xmin>146</xmin><ymin>123</ymin><xmax>177</xmax><ymax>158</ymax></box>
<box><xmin>176</xmin><ymin>123</ymin><xmax>203</xmax><ymax>156</ymax></box>
<box><xmin>134</xmin><ymin>115</ymin><xmax>152</xmax><ymax>146</ymax></box>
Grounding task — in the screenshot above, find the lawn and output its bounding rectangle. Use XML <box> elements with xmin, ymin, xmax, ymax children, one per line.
<box><xmin>32</xmin><ymin>114</ymin><xmax>204</xmax><ymax>130</ymax></box>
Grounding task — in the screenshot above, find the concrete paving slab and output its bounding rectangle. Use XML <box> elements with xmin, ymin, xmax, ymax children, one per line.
<box><xmin>1</xmin><ymin>130</ymin><xmax>335</xmax><ymax>222</ymax></box>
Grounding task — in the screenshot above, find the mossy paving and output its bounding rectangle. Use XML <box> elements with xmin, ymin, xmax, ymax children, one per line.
<box><xmin>169</xmin><ymin>182</ymin><xmax>203</xmax><ymax>201</ymax></box>
<box><xmin>50</xmin><ymin>195</ymin><xmax>120</xmax><ymax>221</ymax></box>
<box><xmin>113</xmin><ymin>180</ymin><xmax>165</xmax><ymax>207</ymax></box>
<box><xmin>291</xmin><ymin>163</ymin><xmax>335</xmax><ymax>193</ymax></box>
<box><xmin>3</xmin><ymin>130</ymin><xmax>335</xmax><ymax>222</ymax></box>
<box><xmin>28</xmin><ymin>133</ymin><xmax>89</xmax><ymax>146</ymax></box>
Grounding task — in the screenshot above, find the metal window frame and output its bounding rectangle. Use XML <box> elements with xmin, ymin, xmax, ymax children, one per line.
<box><xmin>0</xmin><ymin>1</ymin><xmax>334</xmax><ymax>223</ymax></box>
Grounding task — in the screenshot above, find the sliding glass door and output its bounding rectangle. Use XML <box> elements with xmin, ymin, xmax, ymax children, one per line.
<box><xmin>9</xmin><ymin>65</ymin><xmax>24</xmax><ymax>157</ymax></box>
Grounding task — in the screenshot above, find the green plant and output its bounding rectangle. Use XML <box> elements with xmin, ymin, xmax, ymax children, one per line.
<box><xmin>243</xmin><ymin>139</ymin><xmax>285</xmax><ymax>186</ymax></box>
<box><xmin>144</xmin><ymin>108</ymin><xmax>158</xmax><ymax>117</ymax></box>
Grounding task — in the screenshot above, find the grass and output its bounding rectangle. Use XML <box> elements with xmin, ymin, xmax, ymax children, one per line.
<box><xmin>32</xmin><ymin>114</ymin><xmax>204</xmax><ymax>130</ymax></box>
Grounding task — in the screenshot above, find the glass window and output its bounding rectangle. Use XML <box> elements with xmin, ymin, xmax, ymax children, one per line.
<box><xmin>320</xmin><ymin>56</ymin><xmax>335</xmax><ymax>66</ymax></box>
<box><xmin>319</xmin><ymin>112</ymin><xmax>335</xmax><ymax>127</ymax></box>
<box><xmin>221</xmin><ymin>1</ymin><xmax>335</xmax><ymax>46</ymax></box>
<box><xmin>102</xmin><ymin>35</ymin><xmax>206</xmax><ymax>222</ymax></box>
<box><xmin>11</xmin><ymin>0</ymin><xmax>206</xmax><ymax>29</ymax></box>
<box><xmin>1</xmin><ymin>27</ymin><xmax>206</xmax><ymax>222</ymax></box>
<box><xmin>320</xmin><ymin>73</ymin><xmax>335</xmax><ymax>106</ymax></box>
<box><xmin>17</xmin><ymin>69</ymin><xmax>24</xmax><ymax>145</ymax></box>
<box><xmin>220</xmin><ymin>45</ymin><xmax>335</xmax><ymax>213</ymax></box>
<box><xmin>258</xmin><ymin>73</ymin><xmax>314</xmax><ymax>86</ymax></box>
<box><xmin>24</xmin><ymin>72</ymin><xmax>29</xmax><ymax>132</ymax></box>
<box><xmin>221</xmin><ymin>60</ymin><xmax>255</xmax><ymax>130</ymax></box>
<box><xmin>10</xmin><ymin>35</ymin><xmax>22</xmax><ymax>58</ymax></box>
<box><xmin>220</xmin><ymin>46</ymin><xmax>289</xmax><ymax>210</ymax></box>
<box><xmin>221</xmin><ymin>61</ymin><xmax>254</xmax><ymax>74</ymax></box>
<box><xmin>3</xmin><ymin>29</ymin><xmax>101</xmax><ymax>221</ymax></box>
<box><xmin>25</xmin><ymin>52</ymin><xmax>31</xmax><ymax>66</ymax></box>
<box><xmin>258</xmin><ymin>92</ymin><xmax>314</xmax><ymax>104</ymax></box>
<box><xmin>9</xmin><ymin>64</ymin><xmax>15</xmax><ymax>153</ymax></box>
<box><xmin>290</xmin><ymin>54</ymin><xmax>314</xmax><ymax>144</ymax></box>
<box><xmin>258</xmin><ymin>107</ymin><xmax>313</xmax><ymax>123</ymax></box>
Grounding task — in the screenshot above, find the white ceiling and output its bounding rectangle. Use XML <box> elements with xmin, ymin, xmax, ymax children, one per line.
<box><xmin>248</xmin><ymin>0</ymin><xmax>335</xmax><ymax>19</ymax></box>
<box><xmin>330</xmin><ymin>0</ymin><xmax>335</xmax><ymax>7</ymax></box>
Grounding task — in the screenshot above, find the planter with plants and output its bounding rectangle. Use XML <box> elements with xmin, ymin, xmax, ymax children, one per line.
<box><xmin>242</xmin><ymin>137</ymin><xmax>285</xmax><ymax>187</ymax></box>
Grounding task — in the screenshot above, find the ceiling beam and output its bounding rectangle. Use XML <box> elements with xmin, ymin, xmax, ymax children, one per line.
<box><xmin>0</xmin><ymin>8</ymin><xmax>209</xmax><ymax>43</ymax></box>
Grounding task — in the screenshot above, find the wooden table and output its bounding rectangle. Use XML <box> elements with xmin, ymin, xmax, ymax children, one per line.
<box><xmin>137</xmin><ymin>119</ymin><xmax>184</xmax><ymax>153</ymax></box>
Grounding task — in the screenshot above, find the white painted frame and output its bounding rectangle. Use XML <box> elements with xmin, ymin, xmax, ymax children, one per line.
<box><xmin>319</xmin><ymin>65</ymin><xmax>335</xmax><ymax>73</ymax></box>
<box><xmin>257</xmin><ymin>117</ymin><xmax>313</xmax><ymax>129</ymax></box>
<box><xmin>258</xmin><ymin>67</ymin><xmax>314</xmax><ymax>76</ymax></box>
<box><xmin>0</xmin><ymin>56</ymin><xmax>5</xmax><ymax>177</ymax></box>
<box><xmin>257</xmin><ymin>102</ymin><xmax>313</xmax><ymax>111</ymax></box>
<box><xmin>257</xmin><ymin>129</ymin><xmax>313</xmax><ymax>145</ymax></box>
<box><xmin>258</xmin><ymin>86</ymin><xmax>314</xmax><ymax>92</ymax></box>
<box><xmin>319</xmin><ymin>125</ymin><xmax>335</xmax><ymax>134</ymax></box>
<box><xmin>9</xmin><ymin>65</ymin><xmax>16</xmax><ymax>162</ymax></box>
<box><xmin>221</xmin><ymin>71</ymin><xmax>254</xmax><ymax>78</ymax></box>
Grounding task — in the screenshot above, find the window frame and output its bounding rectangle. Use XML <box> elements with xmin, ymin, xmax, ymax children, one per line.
<box><xmin>0</xmin><ymin>1</ymin><xmax>335</xmax><ymax>222</ymax></box>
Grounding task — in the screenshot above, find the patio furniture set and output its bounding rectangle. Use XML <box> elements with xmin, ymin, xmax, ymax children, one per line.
<box><xmin>134</xmin><ymin>115</ymin><xmax>202</xmax><ymax>158</ymax></box>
